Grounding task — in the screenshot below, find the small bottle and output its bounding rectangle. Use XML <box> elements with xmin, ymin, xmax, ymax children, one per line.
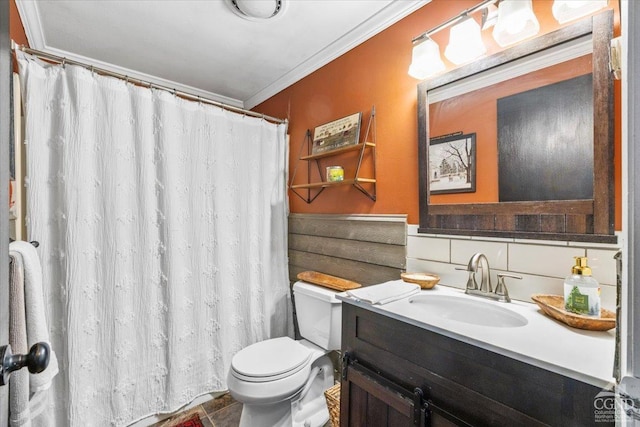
<box><xmin>564</xmin><ymin>256</ymin><xmax>601</xmax><ymax>317</ymax></box>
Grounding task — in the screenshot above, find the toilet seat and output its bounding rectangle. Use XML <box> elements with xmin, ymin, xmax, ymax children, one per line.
<box><xmin>231</xmin><ymin>337</ymin><xmax>313</xmax><ymax>383</ymax></box>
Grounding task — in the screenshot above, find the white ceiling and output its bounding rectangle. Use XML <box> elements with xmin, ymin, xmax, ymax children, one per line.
<box><xmin>16</xmin><ymin>0</ymin><xmax>427</xmax><ymax>109</ymax></box>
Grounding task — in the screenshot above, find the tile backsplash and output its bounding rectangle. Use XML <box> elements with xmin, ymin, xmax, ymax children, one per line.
<box><xmin>406</xmin><ymin>225</ymin><xmax>621</xmax><ymax>310</ymax></box>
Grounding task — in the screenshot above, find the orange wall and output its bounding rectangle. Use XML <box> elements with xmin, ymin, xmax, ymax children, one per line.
<box><xmin>430</xmin><ymin>55</ymin><xmax>592</xmax><ymax>204</ymax></box>
<box><xmin>9</xmin><ymin>0</ymin><xmax>621</xmax><ymax>228</ymax></box>
<box><xmin>256</xmin><ymin>0</ymin><xmax>622</xmax><ymax>228</ymax></box>
<box><xmin>10</xmin><ymin>0</ymin><xmax>27</xmax><ymax>47</ymax></box>
<box><xmin>10</xmin><ymin>0</ymin><xmax>29</xmax><ymax>71</ymax></box>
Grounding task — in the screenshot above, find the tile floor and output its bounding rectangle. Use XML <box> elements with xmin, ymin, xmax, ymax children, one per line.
<box><xmin>150</xmin><ymin>393</ymin><xmax>241</xmax><ymax>427</ymax></box>
<box><xmin>151</xmin><ymin>392</ymin><xmax>333</xmax><ymax>427</ymax></box>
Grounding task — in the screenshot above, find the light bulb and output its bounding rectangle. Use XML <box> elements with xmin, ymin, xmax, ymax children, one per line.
<box><xmin>444</xmin><ymin>17</ymin><xmax>486</xmax><ymax>65</ymax></box>
<box><xmin>552</xmin><ymin>0</ymin><xmax>608</xmax><ymax>24</ymax></box>
<box><xmin>408</xmin><ymin>37</ymin><xmax>445</xmax><ymax>80</ymax></box>
<box><xmin>492</xmin><ymin>0</ymin><xmax>540</xmax><ymax>47</ymax></box>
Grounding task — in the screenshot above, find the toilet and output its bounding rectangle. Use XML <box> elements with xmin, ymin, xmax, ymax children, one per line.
<box><xmin>227</xmin><ymin>281</ymin><xmax>342</xmax><ymax>427</ymax></box>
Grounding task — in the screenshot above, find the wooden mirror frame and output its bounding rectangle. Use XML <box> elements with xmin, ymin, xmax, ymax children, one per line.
<box><xmin>418</xmin><ymin>10</ymin><xmax>614</xmax><ymax>243</ymax></box>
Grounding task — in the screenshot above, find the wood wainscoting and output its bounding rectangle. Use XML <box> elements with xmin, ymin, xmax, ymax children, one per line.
<box><xmin>288</xmin><ymin>214</ymin><xmax>407</xmax><ymax>286</ymax></box>
<box><xmin>287</xmin><ymin>213</ymin><xmax>407</xmax><ymax>377</ymax></box>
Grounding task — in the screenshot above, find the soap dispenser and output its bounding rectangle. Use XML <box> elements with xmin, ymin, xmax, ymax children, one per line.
<box><xmin>564</xmin><ymin>256</ymin><xmax>601</xmax><ymax>317</ymax></box>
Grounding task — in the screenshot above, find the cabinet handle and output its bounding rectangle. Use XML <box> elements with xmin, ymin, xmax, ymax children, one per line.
<box><xmin>413</xmin><ymin>387</ymin><xmax>424</xmax><ymax>426</ymax></box>
<box><xmin>425</xmin><ymin>399</ymin><xmax>474</xmax><ymax>427</ymax></box>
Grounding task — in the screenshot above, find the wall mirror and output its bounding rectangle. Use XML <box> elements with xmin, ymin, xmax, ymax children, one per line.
<box><xmin>418</xmin><ymin>11</ymin><xmax>614</xmax><ymax>243</ymax></box>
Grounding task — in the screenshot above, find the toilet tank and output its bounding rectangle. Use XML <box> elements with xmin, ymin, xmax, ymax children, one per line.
<box><xmin>293</xmin><ymin>281</ymin><xmax>342</xmax><ymax>350</ymax></box>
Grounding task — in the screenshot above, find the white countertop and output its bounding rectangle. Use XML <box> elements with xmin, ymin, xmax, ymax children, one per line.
<box><xmin>337</xmin><ymin>281</ymin><xmax>616</xmax><ymax>389</ymax></box>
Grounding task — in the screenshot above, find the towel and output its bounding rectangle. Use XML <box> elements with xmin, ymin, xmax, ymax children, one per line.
<box><xmin>346</xmin><ymin>280</ymin><xmax>420</xmax><ymax>305</ymax></box>
<box><xmin>9</xmin><ymin>241</ymin><xmax>59</xmax><ymax>426</ymax></box>
<box><xmin>9</xmin><ymin>253</ymin><xmax>31</xmax><ymax>427</ymax></box>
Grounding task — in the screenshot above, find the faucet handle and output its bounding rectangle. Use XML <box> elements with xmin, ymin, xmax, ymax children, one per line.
<box><xmin>498</xmin><ymin>273</ymin><xmax>523</xmax><ymax>280</ymax></box>
<box><xmin>494</xmin><ymin>273</ymin><xmax>522</xmax><ymax>303</ymax></box>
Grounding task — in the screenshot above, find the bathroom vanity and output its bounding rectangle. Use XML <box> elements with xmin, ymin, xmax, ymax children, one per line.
<box><xmin>338</xmin><ymin>285</ymin><xmax>615</xmax><ymax>426</ymax></box>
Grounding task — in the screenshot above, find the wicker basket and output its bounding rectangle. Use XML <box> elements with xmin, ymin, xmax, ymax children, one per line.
<box><xmin>324</xmin><ymin>383</ymin><xmax>341</xmax><ymax>427</ymax></box>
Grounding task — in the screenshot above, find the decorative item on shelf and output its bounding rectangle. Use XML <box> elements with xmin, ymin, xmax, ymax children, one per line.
<box><xmin>531</xmin><ymin>294</ymin><xmax>615</xmax><ymax>331</ymax></box>
<box><xmin>400</xmin><ymin>272</ymin><xmax>440</xmax><ymax>289</ymax></box>
<box><xmin>288</xmin><ymin>106</ymin><xmax>377</xmax><ymax>203</ymax></box>
<box><xmin>326</xmin><ymin>166</ymin><xmax>344</xmax><ymax>182</ymax></box>
<box><xmin>312</xmin><ymin>112</ymin><xmax>361</xmax><ymax>155</ymax></box>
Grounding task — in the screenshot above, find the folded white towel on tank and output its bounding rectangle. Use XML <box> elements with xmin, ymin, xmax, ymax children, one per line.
<box><xmin>346</xmin><ymin>280</ymin><xmax>420</xmax><ymax>305</ymax></box>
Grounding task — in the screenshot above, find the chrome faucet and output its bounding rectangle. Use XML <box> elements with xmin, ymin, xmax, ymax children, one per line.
<box><xmin>459</xmin><ymin>253</ymin><xmax>521</xmax><ymax>303</ymax></box>
<box><xmin>467</xmin><ymin>253</ymin><xmax>492</xmax><ymax>293</ymax></box>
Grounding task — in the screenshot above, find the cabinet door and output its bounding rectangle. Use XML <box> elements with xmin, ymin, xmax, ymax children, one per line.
<box><xmin>425</xmin><ymin>401</ymin><xmax>473</xmax><ymax>427</ymax></box>
<box><xmin>340</xmin><ymin>360</ymin><xmax>425</xmax><ymax>427</ymax></box>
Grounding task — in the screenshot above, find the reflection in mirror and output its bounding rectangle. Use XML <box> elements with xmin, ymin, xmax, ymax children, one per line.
<box><xmin>428</xmin><ymin>36</ymin><xmax>593</xmax><ymax>205</ymax></box>
<box><xmin>418</xmin><ymin>11</ymin><xmax>615</xmax><ymax>243</ymax></box>
<box><xmin>497</xmin><ymin>73</ymin><xmax>593</xmax><ymax>202</ymax></box>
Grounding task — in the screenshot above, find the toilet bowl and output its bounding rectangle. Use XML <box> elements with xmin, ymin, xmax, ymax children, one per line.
<box><xmin>227</xmin><ymin>281</ymin><xmax>342</xmax><ymax>427</ymax></box>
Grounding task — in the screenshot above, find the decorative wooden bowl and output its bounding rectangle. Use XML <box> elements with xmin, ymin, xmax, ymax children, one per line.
<box><xmin>400</xmin><ymin>272</ymin><xmax>440</xmax><ymax>289</ymax></box>
<box><xmin>296</xmin><ymin>271</ymin><xmax>362</xmax><ymax>292</ymax></box>
<box><xmin>531</xmin><ymin>294</ymin><xmax>616</xmax><ymax>331</ymax></box>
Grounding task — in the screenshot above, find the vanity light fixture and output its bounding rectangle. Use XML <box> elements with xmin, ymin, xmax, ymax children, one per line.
<box><xmin>444</xmin><ymin>16</ymin><xmax>487</xmax><ymax>65</ymax></box>
<box><xmin>481</xmin><ymin>3</ymin><xmax>499</xmax><ymax>30</ymax></box>
<box><xmin>552</xmin><ymin>0</ymin><xmax>608</xmax><ymax>24</ymax></box>
<box><xmin>408</xmin><ymin>0</ymin><xmax>496</xmax><ymax>79</ymax></box>
<box><xmin>492</xmin><ymin>0</ymin><xmax>540</xmax><ymax>47</ymax></box>
<box><xmin>408</xmin><ymin>36</ymin><xmax>446</xmax><ymax>80</ymax></box>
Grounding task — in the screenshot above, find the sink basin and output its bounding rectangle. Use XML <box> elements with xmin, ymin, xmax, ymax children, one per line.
<box><xmin>408</xmin><ymin>294</ymin><xmax>528</xmax><ymax>328</ymax></box>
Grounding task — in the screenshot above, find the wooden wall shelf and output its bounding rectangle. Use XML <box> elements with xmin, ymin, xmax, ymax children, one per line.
<box><xmin>290</xmin><ymin>177</ymin><xmax>376</xmax><ymax>190</ymax></box>
<box><xmin>289</xmin><ymin>107</ymin><xmax>377</xmax><ymax>203</ymax></box>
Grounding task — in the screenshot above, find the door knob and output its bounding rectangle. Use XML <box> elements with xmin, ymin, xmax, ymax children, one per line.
<box><xmin>0</xmin><ymin>342</ymin><xmax>50</xmax><ymax>386</ymax></box>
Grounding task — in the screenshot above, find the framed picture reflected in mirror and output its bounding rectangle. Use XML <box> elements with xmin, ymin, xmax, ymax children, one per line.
<box><xmin>429</xmin><ymin>132</ymin><xmax>476</xmax><ymax>195</ymax></box>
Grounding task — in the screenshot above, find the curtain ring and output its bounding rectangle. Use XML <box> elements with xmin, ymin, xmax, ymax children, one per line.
<box><xmin>125</xmin><ymin>75</ymin><xmax>129</xmax><ymax>84</ymax></box>
<box><xmin>61</xmin><ymin>58</ymin><xmax>66</xmax><ymax>68</ymax></box>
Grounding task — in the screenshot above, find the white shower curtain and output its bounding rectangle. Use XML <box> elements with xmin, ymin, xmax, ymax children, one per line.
<box><xmin>17</xmin><ymin>52</ymin><xmax>290</xmax><ymax>426</ymax></box>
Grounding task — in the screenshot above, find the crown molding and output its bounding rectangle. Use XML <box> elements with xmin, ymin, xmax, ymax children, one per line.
<box><xmin>30</xmin><ymin>46</ymin><xmax>244</xmax><ymax>107</ymax></box>
<box><xmin>15</xmin><ymin>0</ymin><xmax>246</xmax><ymax>107</ymax></box>
<box><xmin>244</xmin><ymin>0</ymin><xmax>429</xmax><ymax>108</ymax></box>
<box><xmin>16</xmin><ymin>0</ymin><xmax>429</xmax><ymax>109</ymax></box>
<box><xmin>15</xmin><ymin>0</ymin><xmax>45</xmax><ymax>48</ymax></box>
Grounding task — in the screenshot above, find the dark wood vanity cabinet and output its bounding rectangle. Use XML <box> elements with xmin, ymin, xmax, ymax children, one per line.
<box><xmin>339</xmin><ymin>303</ymin><xmax>613</xmax><ymax>427</ymax></box>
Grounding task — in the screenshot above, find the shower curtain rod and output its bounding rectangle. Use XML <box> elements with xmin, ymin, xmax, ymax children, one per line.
<box><xmin>13</xmin><ymin>44</ymin><xmax>287</xmax><ymax>125</ymax></box>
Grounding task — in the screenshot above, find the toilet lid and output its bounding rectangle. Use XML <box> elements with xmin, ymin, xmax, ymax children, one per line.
<box><xmin>231</xmin><ymin>337</ymin><xmax>312</xmax><ymax>381</ymax></box>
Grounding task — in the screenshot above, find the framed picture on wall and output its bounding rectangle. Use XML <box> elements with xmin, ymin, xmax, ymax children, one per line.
<box><xmin>311</xmin><ymin>112</ymin><xmax>362</xmax><ymax>154</ymax></box>
<box><xmin>429</xmin><ymin>132</ymin><xmax>476</xmax><ymax>195</ymax></box>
